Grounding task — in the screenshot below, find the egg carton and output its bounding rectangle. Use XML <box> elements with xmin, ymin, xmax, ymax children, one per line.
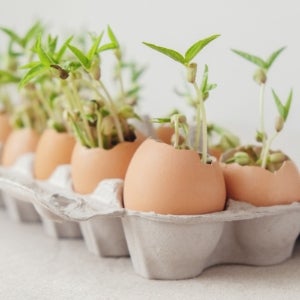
<box><xmin>0</xmin><ymin>155</ymin><xmax>81</xmax><ymax>237</ymax></box>
<box><xmin>0</xmin><ymin>154</ymin><xmax>41</xmax><ymax>222</ymax></box>
<box><xmin>0</xmin><ymin>156</ymin><xmax>127</xmax><ymax>254</ymax></box>
<box><xmin>0</xmin><ymin>192</ymin><xmax>5</xmax><ymax>208</ymax></box>
<box><xmin>0</xmin><ymin>155</ymin><xmax>299</xmax><ymax>279</ymax></box>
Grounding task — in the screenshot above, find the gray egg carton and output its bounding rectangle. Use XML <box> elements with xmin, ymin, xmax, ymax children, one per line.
<box><xmin>0</xmin><ymin>155</ymin><xmax>299</xmax><ymax>280</ymax></box>
<box><xmin>0</xmin><ymin>154</ymin><xmax>41</xmax><ymax>223</ymax></box>
<box><xmin>0</xmin><ymin>192</ymin><xmax>5</xmax><ymax>208</ymax></box>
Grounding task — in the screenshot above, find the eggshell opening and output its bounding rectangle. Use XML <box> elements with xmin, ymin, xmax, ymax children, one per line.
<box><xmin>1</xmin><ymin>128</ymin><xmax>40</xmax><ymax>167</ymax></box>
<box><xmin>71</xmin><ymin>137</ymin><xmax>143</xmax><ymax>194</ymax></box>
<box><xmin>221</xmin><ymin>161</ymin><xmax>300</xmax><ymax>206</ymax></box>
<box><xmin>34</xmin><ymin>129</ymin><xmax>76</xmax><ymax>180</ymax></box>
<box><xmin>124</xmin><ymin>139</ymin><xmax>226</xmax><ymax>215</ymax></box>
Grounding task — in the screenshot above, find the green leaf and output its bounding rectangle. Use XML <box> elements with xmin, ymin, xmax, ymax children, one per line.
<box><xmin>87</xmin><ymin>32</ymin><xmax>104</xmax><ymax>60</ymax></box>
<box><xmin>131</xmin><ymin>66</ymin><xmax>146</xmax><ymax>82</ymax></box>
<box><xmin>231</xmin><ymin>49</ymin><xmax>267</xmax><ymax>69</ymax></box>
<box><xmin>55</xmin><ymin>36</ymin><xmax>73</xmax><ymax>62</ymax></box>
<box><xmin>200</xmin><ymin>64</ymin><xmax>209</xmax><ymax>92</ymax></box>
<box><xmin>283</xmin><ymin>89</ymin><xmax>293</xmax><ymax>121</ymax></box>
<box><xmin>265</xmin><ymin>47</ymin><xmax>286</xmax><ymax>69</ymax></box>
<box><xmin>19</xmin><ymin>63</ymin><xmax>48</xmax><ymax>88</ymax></box>
<box><xmin>206</xmin><ymin>83</ymin><xmax>217</xmax><ymax>91</ymax></box>
<box><xmin>65</xmin><ymin>61</ymin><xmax>82</xmax><ymax>72</ymax></box>
<box><xmin>20</xmin><ymin>61</ymin><xmax>41</xmax><ymax>69</ymax></box>
<box><xmin>0</xmin><ymin>70</ymin><xmax>20</xmax><ymax>84</ymax></box>
<box><xmin>0</xmin><ymin>27</ymin><xmax>23</xmax><ymax>47</ymax></box>
<box><xmin>152</xmin><ymin>117</ymin><xmax>171</xmax><ymax>124</ymax></box>
<box><xmin>98</xmin><ymin>42</ymin><xmax>118</xmax><ymax>53</ymax></box>
<box><xmin>23</xmin><ymin>21</ymin><xmax>44</xmax><ymax>47</ymax></box>
<box><xmin>47</xmin><ymin>35</ymin><xmax>58</xmax><ymax>54</ymax></box>
<box><xmin>184</xmin><ymin>34</ymin><xmax>220</xmax><ymax>63</ymax></box>
<box><xmin>272</xmin><ymin>89</ymin><xmax>286</xmax><ymax>120</ymax></box>
<box><xmin>143</xmin><ymin>42</ymin><xmax>185</xmax><ymax>65</ymax></box>
<box><xmin>273</xmin><ymin>90</ymin><xmax>294</xmax><ymax>122</ymax></box>
<box><xmin>35</xmin><ymin>36</ymin><xmax>54</xmax><ymax>66</ymax></box>
<box><xmin>68</xmin><ymin>44</ymin><xmax>90</xmax><ymax>69</ymax></box>
<box><xmin>126</xmin><ymin>86</ymin><xmax>141</xmax><ymax>97</ymax></box>
<box><xmin>107</xmin><ymin>26</ymin><xmax>119</xmax><ymax>47</ymax></box>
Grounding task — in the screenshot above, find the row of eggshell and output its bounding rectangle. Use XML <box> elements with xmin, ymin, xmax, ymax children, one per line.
<box><xmin>1</xmin><ymin>113</ymin><xmax>300</xmax><ymax>216</ymax></box>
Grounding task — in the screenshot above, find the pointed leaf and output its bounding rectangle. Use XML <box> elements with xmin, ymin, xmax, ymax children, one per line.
<box><xmin>35</xmin><ymin>36</ymin><xmax>54</xmax><ymax>66</ymax></box>
<box><xmin>20</xmin><ymin>61</ymin><xmax>41</xmax><ymax>69</ymax></box>
<box><xmin>19</xmin><ymin>64</ymin><xmax>48</xmax><ymax>88</ymax></box>
<box><xmin>47</xmin><ymin>35</ymin><xmax>58</xmax><ymax>54</ymax></box>
<box><xmin>0</xmin><ymin>70</ymin><xmax>20</xmax><ymax>84</ymax></box>
<box><xmin>126</xmin><ymin>86</ymin><xmax>141</xmax><ymax>97</ymax></box>
<box><xmin>284</xmin><ymin>89</ymin><xmax>293</xmax><ymax>121</ymax></box>
<box><xmin>68</xmin><ymin>44</ymin><xmax>90</xmax><ymax>69</ymax></box>
<box><xmin>272</xmin><ymin>89</ymin><xmax>286</xmax><ymax>120</ymax></box>
<box><xmin>55</xmin><ymin>36</ymin><xmax>73</xmax><ymax>62</ymax></box>
<box><xmin>87</xmin><ymin>32</ymin><xmax>104</xmax><ymax>60</ymax></box>
<box><xmin>206</xmin><ymin>83</ymin><xmax>217</xmax><ymax>91</ymax></box>
<box><xmin>143</xmin><ymin>42</ymin><xmax>185</xmax><ymax>65</ymax></box>
<box><xmin>97</xmin><ymin>42</ymin><xmax>118</xmax><ymax>53</ymax></box>
<box><xmin>0</xmin><ymin>27</ymin><xmax>23</xmax><ymax>47</ymax></box>
<box><xmin>231</xmin><ymin>49</ymin><xmax>267</xmax><ymax>69</ymax></box>
<box><xmin>152</xmin><ymin>117</ymin><xmax>171</xmax><ymax>124</ymax></box>
<box><xmin>23</xmin><ymin>21</ymin><xmax>43</xmax><ymax>47</ymax></box>
<box><xmin>107</xmin><ymin>26</ymin><xmax>119</xmax><ymax>47</ymax></box>
<box><xmin>185</xmin><ymin>34</ymin><xmax>220</xmax><ymax>63</ymax></box>
<box><xmin>265</xmin><ymin>47</ymin><xmax>286</xmax><ymax>69</ymax></box>
<box><xmin>200</xmin><ymin>64</ymin><xmax>209</xmax><ymax>92</ymax></box>
<box><xmin>131</xmin><ymin>66</ymin><xmax>146</xmax><ymax>82</ymax></box>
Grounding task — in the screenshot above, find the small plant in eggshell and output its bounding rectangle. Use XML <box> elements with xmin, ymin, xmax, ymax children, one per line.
<box><xmin>0</xmin><ymin>22</ymin><xmax>48</xmax><ymax>166</ymax></box>
<box><xmin>21</xmin><ymin>26</ymin><xmax>145</xmax><ymax>150</ymax></box>
<box><xmin>225</xmin><ymin>47</ymin><xmax>292</xmax><ymax>171</ymax></box>
<box><xmin>19</xmin><ymin>33</ymin><xmax>79</xmax><ymax>179</ymax></box>
<box><xmin>124</xmin><ymin>35</ymin><xmax>226</xmax><ymax>215</ymax></box>
<box><xmin>144</xmin><ymin>35</ymin><xmax>220</xmax><ymax>162</ymax></box>
<box><xmin>20</xmin><ymin>26</ymin><xmax>145</xmax><ymax>192</ymax></box>
<box><xmin>220</xmin><ymin>47</ymin><xmax>300</xmax><ymax>207</ymax></box>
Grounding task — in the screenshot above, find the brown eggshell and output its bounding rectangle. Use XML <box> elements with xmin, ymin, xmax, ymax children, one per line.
<box><xmin>1</xmin><ymin>128</ymin><xmax>40</xmax><ymax>167</ymax></box>
<box><xmin>155</xmin><ymin>126</ymin><xmax>174</xmax><ymax>144</ymax></box>
<box><xmin>71</xmin><ymin>135</ymin><xmax>144</xmax><ymax>194</ymax></box>
<box><xmin>0</xmin><ymin>113</ymin><xmax>12</xmax><ymax>144</ymax></box>
<box><xmin>221</xmin><ymin>161</ymin><xmax>300</xmax><ymax>206</ymax></box>
<box><xmin>34</xmin><ymin>129</ymin><xmax>76</xmax><ymax>180</ymax></box>
<box><xmin>124</xmin><ymin>139</ymin><xmax>226</xmax><ymax>215</ymax></box>
<box><xmin>209</xmin><ymin>147</ymin><xmax>223</xmax><ymax>160</ymax></box>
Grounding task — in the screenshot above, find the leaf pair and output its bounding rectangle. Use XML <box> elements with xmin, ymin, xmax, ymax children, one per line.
<box><xmin>67</xmin><ymin>26</ymin><xmax>119</xmax><ymax>71</ymax></box>
<box><xmin>0</xmin><ymin>70</ymin><xmax>20</xmax><ymax>84</ymax></box>
<box><xmin>272</xmin><ymin>89</ymin><xmax>293</xmax><ymax>121</ymax></box>
<box><xmin>19</xmin><ymin>35</ymin><xmax>73</xmax><ymax>88</ymax></box>
<box><xmin>143</xmin><ymin>34</ymin><xmax>220</xmax><ymax>66</ymax></box>
<box><xmin>1</xmin><ymin>21</ymin><xmax>44</xmax><ymax>51</ymax></box>
<box><xmin>231</xmin><ymin>47</ymin><xmax>286</xmax><ymax>71</ymax></box>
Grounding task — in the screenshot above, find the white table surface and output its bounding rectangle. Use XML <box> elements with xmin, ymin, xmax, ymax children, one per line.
<box><xmin>0</xmin><ymin>208</ymin><xmax>299</xmax><ymax>300</ymax></box>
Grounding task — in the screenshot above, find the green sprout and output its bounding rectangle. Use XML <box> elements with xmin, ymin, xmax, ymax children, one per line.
<box><xmin>0</xmin><ymin>21</ymin><xmax>48</xmax><ymax>132</ymax></box>
<box><xmin>143</xmin><ymin>34</ymin><xmax>220</xmax><ymax>163</ymax></box>
<box><xmin>229</xmin><ymin>47</ymin><xmax>292</xmax><ymax>170</ymax></box>
<box><xmin>20</xmin><ymin>26</ymin><xmax>144</xmax><ymax>149</ymax></box>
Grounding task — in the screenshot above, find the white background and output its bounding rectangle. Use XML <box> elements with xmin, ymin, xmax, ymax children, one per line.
<box><xmin>1</xmin><ymin>0</ymin><xmax>300</xmax><ymax>163</ymax></box>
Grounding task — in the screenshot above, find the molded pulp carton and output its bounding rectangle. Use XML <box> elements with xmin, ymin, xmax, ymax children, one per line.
<box><xmin>0</xmin><ymin>155</ymin><xmax>299</xmax><ymax>279</ymax></box>
<box><xmin>0</xmin><ymin>154</ymin><xmax>40</xmax><ymax>222</ymax></box>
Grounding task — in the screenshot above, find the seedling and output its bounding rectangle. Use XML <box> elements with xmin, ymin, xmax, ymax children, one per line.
<box><xmin>20</xmin><ymin>26</ymin><xmax>145</xmax><ymax>149</ymax></box>
<box><xmin>229</xmin><ymin>47</ymin><xmax>292</xmax><ymax>170</ymax></box>
<box><xmin>0</xmin><ymin>21</ymin><xmax>47</xmax><ymax>132</ymax></box>
<box><xmin>143</xmin><ymin>34</ymin><xmax>219</xmax><ymax>163</ymax></box>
